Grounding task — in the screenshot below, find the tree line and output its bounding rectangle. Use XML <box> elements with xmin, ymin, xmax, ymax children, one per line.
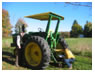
<box><xmin>2</xmin><ymin>9</ymin><xmax>92</xmax><ymax>38</ymax></box>
<box><xmin>70</xmin><ymin>20</ymin><xmax>92</xmax><ymax>37</ymax></box>
<box><xmin>61</xmin><ymin>20</ymin><xmax>92</xmax><ymax>38</ymax></box>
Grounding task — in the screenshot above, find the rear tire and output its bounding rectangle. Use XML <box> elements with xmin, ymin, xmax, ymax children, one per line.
<box><xmin>23</xmin><ymin>36</ymin><xmax>50</xmax><ymax>70</ymax></box>
<box><xmin>59</xmin><ymin>38</ymin><xmax>68</xmax><ymax>49</ymax></box>
<box><xmin>55</xmin><ymin>37</ymin><xmax>68</xmax><ymax>62</ymax></box>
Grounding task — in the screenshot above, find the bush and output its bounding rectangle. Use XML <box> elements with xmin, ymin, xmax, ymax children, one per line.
<box><xmin>60</xmin><ymin>32</ymin><xmax>70</xmax><ymax>38</ymax></box>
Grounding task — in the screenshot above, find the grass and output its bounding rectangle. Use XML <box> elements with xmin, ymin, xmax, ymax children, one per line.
<box><xmin>2</xmin><ymin>37</ymin><xmax>92</xmax><ymax>70</ymax></box>
<box><xmin>65</xmin><ymin>38</ymin><xmax>92</xmax><ymax>57</ymax></box>
<box><xmin>46</xmin><ymin>55</ymin><xmax>92</xmax><ymax>70</ymax></box>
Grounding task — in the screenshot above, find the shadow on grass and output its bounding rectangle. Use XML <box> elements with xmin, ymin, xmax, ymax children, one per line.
<box><xmin>2</xmin><ymin>50</ymin><xmax>63</xmax><ymax>70</ymax></box>
<box><xmin>2</xmin><ymin>51</ymin><xmax>15</xmax><ymax>65</ymax></box>
<box><xmin>49</xmin><ymin>62</ymin><xmax>67</xmax><ymax>68</ymax></box>
<box><xmin>2</xmin><ymin>50</ymin><xmax>32</xmax><ymax>69</ymax></box>
<box><xmin>2</xmin><ymin>48</ymin><xmax>68</xmax><ymax>70</ymax></box>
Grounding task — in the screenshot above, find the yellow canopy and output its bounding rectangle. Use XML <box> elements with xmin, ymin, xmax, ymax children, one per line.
<box><xmin>24</xmin><ymin>12</ymin><xmax>64</xmax><ymax>20</ymax></box>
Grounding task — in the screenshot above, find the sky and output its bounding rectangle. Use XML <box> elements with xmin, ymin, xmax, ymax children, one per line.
<box><xmin>2</xmin><ymin>2</ymin><xmax>92</xmax><ymax>33</ymax></box>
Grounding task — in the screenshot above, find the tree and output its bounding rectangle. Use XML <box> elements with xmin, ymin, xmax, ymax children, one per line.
<box><xmin>2</xmin><ymin>9</ymin><xmax>12</xmax><ymax>37</ymax></box>
<box><xmin>84</xmin><ymin>21</ymin><xmax>92</xmax><ymax>37</ymax></box>
<box><xmin>15</xmin><ymin>18</ymin><xmax>28</xmax><ymax>33</ymax></box>
<box><xmin>70</xmin><ymin>20</ymin><xmax>83</xmax><ymax>37</ymax></box>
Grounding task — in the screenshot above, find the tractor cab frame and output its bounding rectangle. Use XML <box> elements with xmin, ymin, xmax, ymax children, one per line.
<box><xmin>25</xmin><ymin>12</ymin><xmax>64</xmax><ymax>62</ymax></box>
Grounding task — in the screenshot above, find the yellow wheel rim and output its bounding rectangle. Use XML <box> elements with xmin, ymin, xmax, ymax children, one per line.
<box><xmin>25</xmin><ymin>42</ymin><xmax>42</xmax><ymax>66</ymax></box>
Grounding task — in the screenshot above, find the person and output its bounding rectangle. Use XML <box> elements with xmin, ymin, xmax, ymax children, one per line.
<box><xmin>61</xmin><ymin>38</ymin><xmax>75</xmax><ymax>69</ymax></box>
<box><xmin>63</xmin><ymin>48</ymin><xmax>75</xmax><ymax>69</ymax></box>
<box><xmin>15</xmin><ymin>25</ymin><xmax>25</xmax><ymax>67</ymax></box>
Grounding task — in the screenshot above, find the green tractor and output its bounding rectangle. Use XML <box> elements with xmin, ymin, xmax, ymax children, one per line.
<box><xmin>11</xmin><ymin>12</ymin><xmax>68</xmax><ymax>69</ymax></box>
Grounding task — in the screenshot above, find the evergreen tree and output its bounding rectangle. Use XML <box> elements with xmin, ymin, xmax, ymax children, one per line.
<box><xmin>70</xmin><ymin>20</ymin><xmax>83</xmax><ymax>37</ymax></box>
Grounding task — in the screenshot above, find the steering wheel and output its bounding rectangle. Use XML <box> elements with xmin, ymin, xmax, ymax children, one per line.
<box><xmin>38</xmin><ymin>27</ymin><xmax>44</xmax><ymax>32</ymax></box>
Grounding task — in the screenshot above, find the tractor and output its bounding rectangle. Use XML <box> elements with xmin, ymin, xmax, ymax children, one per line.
<box><xmin>11</xmin><ymin>12</ymin><xmax>68</xmax><ymax>69</ymax></box>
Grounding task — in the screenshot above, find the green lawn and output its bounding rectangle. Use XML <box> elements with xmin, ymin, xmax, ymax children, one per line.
<box><xmin>2</xmin><ymin>37</ymin><xmax>92</xmax><ymax>70</ymax></box>
<box><xmin>66</xmin><ymin>38</ymin><xmax>92</xmax><ymax>57</ymax></box>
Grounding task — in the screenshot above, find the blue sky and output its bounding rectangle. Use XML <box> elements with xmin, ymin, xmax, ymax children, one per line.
<box><xmin>2</xmin><ymin>2</ymin><xmax>92</xmax><ymax>33</ymax></box>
